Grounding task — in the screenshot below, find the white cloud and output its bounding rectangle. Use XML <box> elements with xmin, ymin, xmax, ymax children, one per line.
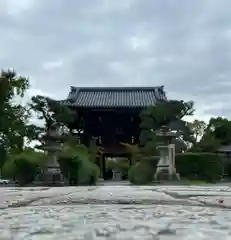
<box><xmin>0</xmin><ymin>0</ymin><xmax>37</xmax><ymax>17</ymax></box>
<box><xmin>42</xmin><ymin>60</ymin><xmax>63</xmax><ymax>70</ymax></box>
<box><xmin>127</xmin><ymin>36</ymin><xmax>152</xmax><ymax>51</ymax></box>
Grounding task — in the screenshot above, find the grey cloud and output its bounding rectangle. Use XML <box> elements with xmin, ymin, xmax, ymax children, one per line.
<box><xmin>0</xmin><ymin>0</ymin><xmax>231</xmax><ymax>119</ymax></box>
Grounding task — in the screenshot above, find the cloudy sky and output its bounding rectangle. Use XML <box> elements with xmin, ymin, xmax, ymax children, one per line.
<box><xmin>1</xmin><ymin>0</ymin><xmax>231</xmax><ymax>122</ymax></box>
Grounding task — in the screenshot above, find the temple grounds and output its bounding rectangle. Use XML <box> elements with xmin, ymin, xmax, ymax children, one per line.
<box><xmin>1</xmin><ymin>185</ymin><xmax>231</xmax><ymax>239</ymax></box>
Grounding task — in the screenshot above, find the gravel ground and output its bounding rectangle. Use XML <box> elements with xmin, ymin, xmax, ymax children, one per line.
<box><xmin>1</xmin><ymin>185</ymin><xmax>231</xmax><ymax>239</ymax></box>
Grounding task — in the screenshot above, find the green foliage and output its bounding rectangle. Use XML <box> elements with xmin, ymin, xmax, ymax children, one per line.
<box><xmin>190</xmin><ymin>119</ymin><xmax>207</xmax><ymax>142</ymax></box>
<box><xmin>191</xmin><ymin>133</ymin><xmax>221</xmax><ymax>152</ymax></box>
<box><xmin>192</xmin><ymin>117</ymin><xmax>231</xmax><ymax>152</ymax></box>
<box><xmin>175</xmin><ymin>153</ymin><xmax>224</xmax><ymax>182</ymax></box>
<box><xmin>140</xmin><ymin>100</ymin><xmax>194</xmax><ymax>131</ymax></box>
<box><xmin>0</xmin><ymin>70</ymin><xmax>32</xmax><ymax>163</ymax></box>
<box><xmin>120</xmin><ymin>143</ymin><xmax>140</xmax><ymax>164</ymax></box>
<box><xmin>88</xmin><ymin>139</ymin><xmax>97</xmax><ymax>163</ymax></box>
<box><xmin>0</xmin><ymin>145</ymin><xmax>7</xmax><ymax>171</ymax></box>
<box><xmin>0</xmin><ymin>70</ymin><xmax>29</xmax><ymax>104</ymax></box>
<box><xmin>57</xmin><ymin>145</ymin><xmax>80</xmax><ymax>184</ymax></box>
<box><xmin>57</xmin><ymin>144</ymin><xmax>99</xmax><ymax>185</ymax></box>
<box><xmin>207</xmin><ymin>117</ymin><xmax>231</xmax><ymax>145</ymax></box>
<box><xmin>139</xmin><ymin>100</ymin><xmax>195</xmax><ymax>156</ymax></box>
<box><xmin>107</xmin><ymin>158</ymin><xmax>130</xmax><ymax>179</ymax></box>
<box><xmin>2</xmin><ymin>150</ymin><xmax>46</xmax><ymax>185</ymax></box>
<box><xmin>29</xmin><ymin>95</ymin><xmax>75</xmax><ymax>131</ymax></box>
<box><xmin>171</xmin><ymin>138</ymin><xmax>187</xmax><ymax>153</ymax></box>
<box><xmin>128</xmin><ymin>161</ymin><xmax>156</xmax><ymax>185</ymax></box>
<box><xmin>119</xmin><ymin>159</ymin><xmax>130</xmax><ymax>176</ymax></box>
<box><xmin>223</xmin><ymin>160</ymin><xmax>231</xmax><ymax>179</ymax></box>
<box><xmin>78</xmin><ymin>159</ymin><xmax>100</xmax><ymax>185</ymax></box>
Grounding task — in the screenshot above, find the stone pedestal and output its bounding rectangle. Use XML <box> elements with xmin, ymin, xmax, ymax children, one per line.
<box><xmin>44</xmin><ymin>155</ymin><xmax>65</xmax><ymax>186</ymax></box>
<box><xmin>155</xmin><ymin>144</ymin><xmax>180</xmax><ymax>182</ymax></box>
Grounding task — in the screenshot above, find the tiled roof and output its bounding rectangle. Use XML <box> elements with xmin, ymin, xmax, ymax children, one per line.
<box><xmin>62</xmin><ymin>86</ymin><xmax>167</xmax><ymax>108</ymax></box>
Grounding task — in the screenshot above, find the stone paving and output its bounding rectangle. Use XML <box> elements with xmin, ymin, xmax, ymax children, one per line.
<box><xmin>1</xmin><ymin>185</ymin><xmax>231</xmax><ymax>239</ymax></box>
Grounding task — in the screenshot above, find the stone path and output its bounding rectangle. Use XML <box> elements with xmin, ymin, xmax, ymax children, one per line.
<box><xmin>1</xmin><ymin>185</ymin><xmax>231</xmax><ymax>239</ymax></box>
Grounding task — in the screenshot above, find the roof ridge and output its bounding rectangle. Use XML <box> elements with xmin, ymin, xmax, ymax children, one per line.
<box><xmin>70</xmin><ymin>86</ymin><xmax>164</xmax><ymax>91</ymax></box>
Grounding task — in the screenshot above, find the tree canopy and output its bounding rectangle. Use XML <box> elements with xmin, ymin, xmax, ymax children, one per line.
<box><xmin>29</xmin><ymin>95</ymin><xmax>75</xmax><ymax>132</ymax></box>
<box><xmin>191</xmin><ymin>117</ymin><xmax>231</xmax><ymax>152</ymax></box>
<box><xmin>0</xmin><ymin>70</ymin><xmax>30</xmax><ymax>167</ymax></box>
<box><xmin>139</xmin><ymin>100</ymin><xmax>195</xmax><ymax>155</ymax></box>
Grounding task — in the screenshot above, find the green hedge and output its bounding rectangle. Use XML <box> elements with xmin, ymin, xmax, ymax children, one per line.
<box><xmin>128</xmin><ymin>153</ymin><xmax>224</xmax><ymax>184</ymax></box>
<box><xmin>224</xmin><ymin>160</ymin><xmax>231</xmax><ymax>179</ymax></box>
<box><xmin>175</xmin><ymin>152</ymin><xmax>224</xmax><ymax>182</ymax></box>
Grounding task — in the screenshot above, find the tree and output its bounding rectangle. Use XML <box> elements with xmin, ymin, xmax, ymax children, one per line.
<box><xmin>29</xmin><ymin>95</ymin><xmax>75</xmax><ymax>133</ymax></box>
<box><xmin>120</xmin><ymin>142</ymin><xmax>141</xmax><ymax>164</ymax></box>
<box><xmin>28</xmin><ymin>95</ymin><xmax>76</xmax><ymax>152</ymax></box>
<box><xmin>193</xmin><ymin>133</ymin><xmax>221</xmax><ymax>152</ymax></box>
<box><xmin>0</xmin><ymin>70</ymin><xmax>30</xmax><ymax>168</ymax></box>
<box><xmin>190</xmin><ymin>119</ymin><xmax>207</xmax><ymax>142</ymax></box>
<box><xmin>207</xmin><ymin>117</ymin><xmax>231</xmax><ymax>145</ymax></box>
<box><xmin>192</xmin><ymin>117</ymin><xmax>231</xmax><ymax>152</ymax></box>
<box><xmin>139</xmin><ymin>100</ymin><xmax>195</xmax><ymax>156</ymax></box>
<box><xmin>172</xmin><ymin>138</ymin><xmax>188</xmax><ymax>153</ymax></box>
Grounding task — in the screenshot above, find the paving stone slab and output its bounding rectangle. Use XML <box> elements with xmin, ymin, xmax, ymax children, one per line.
<box><xmin>1</xmin><ymin>185</ymin><xmax>231</xmax><ymax>239</ymax></box>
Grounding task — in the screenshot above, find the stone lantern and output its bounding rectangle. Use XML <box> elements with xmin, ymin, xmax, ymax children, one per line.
<box><xmin>154</xmin><ymin>125</ymin><xmax>180</xmax><ymax>182</ymax></box>
<box><xmin>36</xmin><ymin>124</ymin><xmax>66</xmax><ymax>186</ymax></box>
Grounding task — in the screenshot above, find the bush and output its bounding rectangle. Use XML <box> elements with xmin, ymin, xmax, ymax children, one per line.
<box><xmin>128</xmin><ymin>160</ymin><xmax>156</xmax><ymax>185</ymax></box>
<box><xmin>78</xmin><ymin>159</ymin><xmax>100</xmax><ymax>185</ymax></box>
<box><xmin>57</xmin><ymin>144</ymin><xmax>100</xmax><ymax>185</ymax></box>
<box><xmin>58</xmin><ymin>155</ymin><xmax>80</xmax><ymax>185</ymax></box>
<box><xmin>2</xmin><ymin>150</ymin><xmax>46</xmax><ymax>185</ymax></box>
<box><xmin>107</xmin><ymin>158</ymin><xmax>130</xmax><ymax>180</ymax></box>
<box><xmin>175</xmin><ymin>152</ymin><xmax>224</xmax><ymax>182</ymax></box>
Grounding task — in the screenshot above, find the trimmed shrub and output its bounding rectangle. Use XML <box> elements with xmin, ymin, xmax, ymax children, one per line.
<box><xmin>77</xmin><ymin>159</ymin><xmax>100</xmax><ymax>185</ymax></box>
<box><xmin>128</xmin><ymin>160</ymin><xmax>156</xmax><ymax>185</ymax></box>
<box><xmin>57</xmin><ymin>144</ymin><xmax>100</xmax><ymax>185</ymax></box>
<box><xmin>175</xmin><ymin>152</ymin><xmax>224</xmax><ymax>182</ymax></box>
<box><xmin>58</xmin><ymin>155</ymin><xmax>80</xmax><ymax>185</ymax></box>
<box><xmin>2</xmin><ymin>150</ymin><xmax>46</xmax><ymax>185</ymax></box>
